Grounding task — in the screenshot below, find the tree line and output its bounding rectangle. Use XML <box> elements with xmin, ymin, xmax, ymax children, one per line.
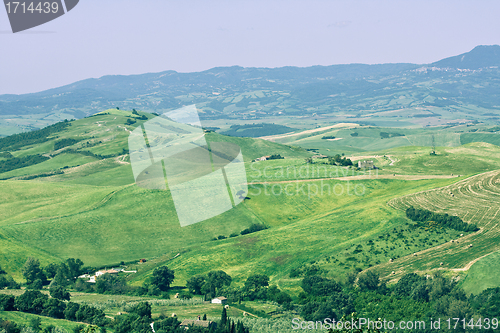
<box><xmin>1</xmin><ymin>256</ymin><xmax>253</xmax><ymax>333</ymax></box>
<box><xmin>213</xmin><ymin>224</ymin><xmax>267</xmax><ymax>241</ymax></box>
<box><xmin>406</xmin><ymin>206</ymin><xmax>479</xmax><ymax>232</ymax></box>
<box><xmin>297</xmin><ymin>269</ymin><xmax>500</xmax><ymax>333</ymax></box>
<box><xmin>0</xmin><ymin>154</ymin><xmax>50</xmax><ymax>173</ymax></box>
<box><xmin>0</xmin><ymin>121</ymin><xmax>71</xmax><ymax>152</ymax></box>
<box><xmin>53</xmin><ymin>138</ymin><xmax>82</xmax><ymax>151</ymax></box>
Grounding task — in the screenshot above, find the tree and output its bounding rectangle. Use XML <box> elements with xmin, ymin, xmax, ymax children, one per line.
<box><xmin>95</xmin><ymin>274</ymin><xmax>127</xmax><ymax>294</ymax></box>
<box><xmin>66</xmin><ymin>258</ymin><xmax>84</xmax><ymax>280</ymax></box>
<box><xmin>81</xmin><ymin>326</ymin><xmax>101</xmax><ymax>333</ymax></box>
<box><xmin>244</xmin><ymin>274</ymin><xmax>269</xmax><ymax>296</ymax></box>
<box><xmin>393</xmin><ymin>273</ymin><xmax>425</xmax><ymax>298</ymax></box>
<box><xmin>0</xmin><ymin>274</ymin><xmax>20</xmax><ymax>289</ymax></box>
<box><xmin>31</xmin><ymin>279</ymin><xmax>44</xmax><ymax>290</ymax></box>
<box><xmin>22</xmin><ymin>257</ymin><xmax>46</xmax><ymax>287</ymax></box>
<box><xmin>50</xmin><ymin>285</ymin><xmax>71</xmax><ymax>301</ymax></box>
<box><xmin>72</xmin><ymin>325</ymin><xmax>85</xmax><ymax>333</ymax></box>
<box><xmin>151</xmin><ymin>266</ymin><xmax>175</xmax><ymax>291</ymax></box>
<box><xmin>471</xmin><ymin>287</ymin><xmax>500</xmax><ymax>318</ymax></box>
<box><xmin>357</xmin><ymin>271</ymin><xmax>380</xmax><ymax>291</ymax></box>
<box><xmin>129</xmin><ymin>302</ymin><xmax>151</xmax><ymax>319</ymax></box>
<box><xmin>30</xmin><ymin>316</ymin><xmax>42</xmax><ymax>333</ymax></box>
<box><xmin>64</xmin><ymin>302</ymin><xmax>80</xmax><ymax>321</ymax></box>
<box><xmin>0</xmin><ymin>294</ymin><xmax>15</xmax><ymax>311</ymax></box>
<box><xmin>52</xmin><ymin>268</ymin><xmax>68</xmax><ymax>287</ymax></box>
<box><xmin>202</xmin><ymin>271</ymin><xmax>232</xmax><ymax>296</ymax></box>
<box><xmin>44</xmin><ymin>263</ymin><xmax>59</xmax><ymax>279</ymax></box>
<box><xmin>301</xmin><ymin>275</ymin><xmax>342</xmax><ymax>296</ymax></box>
<box><xmin>220</xmin><ymin>307</ymin><xmax>228</xmax><ymax>327</ymax></box>
<box><xmin>186</xmin><ymin>275</ymin><xmax>206</xmax><ymax>294</ymax></box>
<box><xmin>42</xmin><ymin>298</ymin><xmax>66</xmax><ymax>319</ymax></box>
<box><xmin>15</xmin><ymin>290</ymin><xmax>48</xmax><ymax>314</ymax></box>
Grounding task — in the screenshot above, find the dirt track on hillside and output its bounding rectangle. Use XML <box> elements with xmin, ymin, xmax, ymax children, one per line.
<box><xmin>259</xmin><ymin>123</ymin><xmax>359</xmax><ymax>141</ymax></box>
<box><xmin>247</xmin><ymin>174</ymin><xmax>457</xmax><ymax>185</ymax></box>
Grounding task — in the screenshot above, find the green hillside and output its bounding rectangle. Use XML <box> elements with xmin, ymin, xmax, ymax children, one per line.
<box><xmin>2</xmin><ymin>111</ymin><xmax>500</xmax><ymax>298</ymax></box>
<box><xmin>0</xmin><ymin>110</ymin><xmax>312</xmax><ymax>281</ymax></box>
<box><xmin>461</xmin><ymin>250</ymin><xmax>500</xmax><ymax>295</ymax></box>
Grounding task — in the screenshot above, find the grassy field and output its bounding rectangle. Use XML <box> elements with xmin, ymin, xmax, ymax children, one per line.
<box><xmin>0</xmin><ymin>310</ymin><xmax>90</xmax><ymax>332</ymax></box>
<box><xmin>263</xmin><ymin>122</ymin><xmax>500</xmax><ymax>157</ymax></box>
<box><xmin>0</xmin><ymin>289</ymin><xmax>267</xmax><ymax>324</ymax></box>
<box><xmin>460</xmin><ymin>249</ymin><xmax>500</xmax><ymax>295</ymax></box>
<box><xmin>377</xmin><ymin>169</ymin><xmax>500</xmax><ymax>284</ymax></box>
<box><xmin>1</xmin><ymin>111</ymin><xmax>500</xmax><ymax>296</ymax></box>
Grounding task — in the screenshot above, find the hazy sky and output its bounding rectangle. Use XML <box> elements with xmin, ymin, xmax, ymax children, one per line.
<box><xmin>1</xmin><ymin>0</ymin><xmax>500</xmax><ymax>95</ymax></box>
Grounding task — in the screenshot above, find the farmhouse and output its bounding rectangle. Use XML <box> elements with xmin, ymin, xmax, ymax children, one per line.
<box><xmin>358</xmin><ymin>160</ymin><xmax>375</xmax><ymax>169</ymax></box>
<box><xmin>85</xmin><ymin>268</ymin><xmax>121</xmax><ymax>283</ymax></box>
<box><xmin>253</xmin><ymin>155</ymin><xmax>270</xmax><ymax>162</ymax></box>
<box><xmin>211</xmin><ymin>296</ymin><xmax>227</xmax><ymax>304</ymax></box>
<box><xmin>179</xmin><ymin>319</ymin><xmax>216</xmax><ymax>329</ymax></box>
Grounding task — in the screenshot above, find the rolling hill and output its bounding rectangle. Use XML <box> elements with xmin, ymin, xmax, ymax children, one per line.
<box><xmin>1</xmin><ymin>110</ymin><xmax>500</xmax><ymax>296</ymax></box>
<box><xmin>2</xmin><ymin>45</ymin><xmax>500</xmax><ymax>136</ymax></box>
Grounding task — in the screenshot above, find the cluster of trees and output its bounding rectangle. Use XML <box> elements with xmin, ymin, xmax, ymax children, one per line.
<box><xmin>2</xmin><ymin>292</ymin><xmax>249</xmax><ymax>333</ymax></box>
<box><xmin>86</xmin><ymin>113</ymin><xmax>109</xmax><ymax>118</ymax></box>
<box><xmin>267</xmin><ymin>154</ymin><xmax>284</xmax><ymax>160</ymax></box>
<box><xmin>321</xmin><ymin>136</ymin><xmax>336</xmax><ymax>139</ymax></box>
<box><xmin>0</xmin><ymin>316</ymin><xmax>77</xmax><ymax>333</ymax></box>
<box><xmin>186</xmin><ymin>271</ymin><xmax>232</xmax><ymax>297</ymax></box>
<box><xmin>73</xmin><ymin>265</ymin><xmax>174</xmax><ymax>298</ymax></box>
<box><xmin>406</xmin><ymin>206</ymin><xmax>479</xmax><ymax>232</ymax></box>
<box><xmin>240</xmin><ymin>223</ymin><xmax>267</xmax><ymax>235</ymax></box>
<box><xmin>380</xmin><ymin>132</ymin><xmax>404</xmax><ymax>139</ymax></box>
<box><xmin>74</xmin><ymin>274</ymin><xmax>128</xmax><ymax>296</ymax></box>
<box><xmin>289</xmin><ymin>264</ymin><xmax>325</xmax><ymax>278</ymax></box>
<box><xmin>214</xmin><ymin>224</ymin><xmax>267</xmax><ymax>241</ymax></box>
<box><xmin>0</xmin><ymin>290</ymin><xmax>108</xmax><ymax>327</ymax></box>
<box><xmin>0</xmin><ymin>121</ymin><xmax>71</xmax><ymax>152</ymax></box>
<box><xmin>112</xmin><ymin>301</ymin><xmax>249</xmax><ymax>333</ymax></box>
<box><xmin>21</xmin><ymin>170</ymin><xmax>64</xmax><ymax>180</ymax></box>
<box><xmin>0</xmin><ymin>154</ymin><xmax>50</xmax><ymax>173</ymax></box>
<box><xmin>241</xmin><ymin>274</ymin><xmax>292</xmax><ymax>305</ymax></box>
<box><xmin>0</xmin><ymin>265</ymin><xmax>19</xmax><ymax>289</ymax></box>
<box><xmin>221</xmin><ymin>123</ymin><xmax>293</xmax><ymax>138</ymax></box>
<box><xmin>22</xmin><ymin>257</ymin><xmax>84</xmax><ymax>291</ymax></box>
<box><xmin>54</xmin><ymin>138</ymin><xmax>81</xmax><ymax>150</ymax></box>
<box><xmin>63</xmin><ymin>149</ymin><xmax>120</xmax><ymax>160</ymax></box>
<box><xmin>186</xmin><ymin>271</ymin><xmax>292</xmax><ymax>309</ymax></box>
<box><xmin>131</xmin><ymin>109</ymin><xmax>148</xmax><ymax>120</ymax></box>
<box><xmin>297</xmin><ymin>269</ymin><xmax>500</xmax><ymax>332</ymax></box>
<box><xmin>328</xmin><ymin>154</ymin><xmax>353</xmax><ymax>167</ymax></box>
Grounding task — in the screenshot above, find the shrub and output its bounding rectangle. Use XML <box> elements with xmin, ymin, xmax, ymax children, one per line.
<box><xmin>240</xmin><ymin>224</ymin><xmax>267</xmax><ymax>235</ymax></box>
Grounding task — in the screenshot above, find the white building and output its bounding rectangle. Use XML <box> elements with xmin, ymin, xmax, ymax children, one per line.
<box><xmin>211</xmin><ymin>296</ymin><xmax>227</xmax><ymax>304</ymax></box>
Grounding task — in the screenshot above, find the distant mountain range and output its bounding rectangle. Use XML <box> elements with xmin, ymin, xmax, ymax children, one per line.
<box><xmin>1</xmin><ymin>45</ymin><xmax>500</xmax><ymax>135</ymax></box>
<box><xmin>432</xmin><ymin>45</ymin><xmax>500</xmax><ymax>69</ymax></box>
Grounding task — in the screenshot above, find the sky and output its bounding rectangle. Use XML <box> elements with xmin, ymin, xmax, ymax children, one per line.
<box><xmin>1</xmin><ymin>0</ymin><xmax>500</xmax><ymax>95</ymax></box>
